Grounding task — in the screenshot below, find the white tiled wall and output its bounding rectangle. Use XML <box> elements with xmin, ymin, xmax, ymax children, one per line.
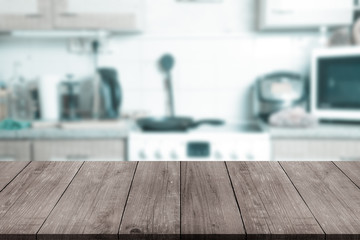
<box><xmin>0</xmin><ymin>0</ymin><xmax>322</xmax><ymax>123</ymax></box>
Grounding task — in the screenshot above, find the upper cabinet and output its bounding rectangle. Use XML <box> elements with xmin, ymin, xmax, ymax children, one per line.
<box><xmin>258</xmin><ymin>0</ymin><xmax>354</xmax><ymax>30</ymax></box>
<box><xmin>0</xmin><ymin>0</ymin><xmax>52</xmax><ymax>30</ymax></box>
<box><xmin>0</xmin><ymin>0</ymin><xmax>144</xmax><ymax>32</ymax></box>
<box><xmin>53</xmin><ymin>0</ymin><xmax>144</xmax><ymax>31</ymax></box>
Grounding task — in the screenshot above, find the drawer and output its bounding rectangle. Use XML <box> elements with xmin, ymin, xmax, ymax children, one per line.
<box><xmin>273</xmin><ymin>139</ymin><xmax>360</xmax><ymax>161</ymax></box>
<box><xmin>0</xmin><ymin>141</ymin><xmax>31</xmax><ymax>161</ymax></box>
<box><xmin>33</xmin><ymin>140</ymin><xmax>125</xmax><ymax>161</ymax></box>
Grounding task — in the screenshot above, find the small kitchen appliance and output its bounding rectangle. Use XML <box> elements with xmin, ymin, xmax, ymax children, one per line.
<box><xmin>128</xmin><ymin>123</ymin><xmax>271</xmax><ymax>161</ymax></box>
<box><xmin>311</xmin><ymin>47</ymin><xmax>360</xmax><ymax>122</ymax></box>
<box><xmin>28</xmin><ymin>75</ymin><xmax>63</xmax><ymax>121</ymax></box>
<box><xmin>59</xmin><ymin>76</ymin><xmax>81</xmax><ymax>121</ymax></box>
<box><xmin>254</xmin><ymin>71</ymin><xmax>307</xmax><ymax>121</ymax></box>
<box><xmin>78</xmin><ymin>68</ymin><xmax>122</xmax><ymax>120</ymax></box>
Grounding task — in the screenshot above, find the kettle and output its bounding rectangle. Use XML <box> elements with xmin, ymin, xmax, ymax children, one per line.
<box><xmin>98</xmin><ymin>68</ymin><xmax>122</xmax><ymax>119</ymax></box>
<box><xmin>78</xmin><ymin>68</ymin><xmax>122</xmax><ymax>120</ymax></box>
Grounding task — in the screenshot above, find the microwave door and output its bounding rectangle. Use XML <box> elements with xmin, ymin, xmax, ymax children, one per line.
<box><xmin>317</xmin><ymin>56</ymin><xmax>360</xmax><ymax>110</ymax></box>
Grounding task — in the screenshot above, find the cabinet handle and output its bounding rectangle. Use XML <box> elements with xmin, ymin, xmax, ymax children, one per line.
<box><xmin>340</xmin><ymin>157</ymin><xmax>360</xmax><ymax>161</ymax></box>
<box><xmin>60</xmin><ymin>13</ymin><xmax>78</xmax><ymax>17</ymax></box>
<box><xmin>0</xmin><ymin>156</ymin><xmax>14</xmax><ymax>161</ymax></box>
<box><xmin>66</xmin><ymin>155</ymin><xmax>89</xmax><ymax>160</ymax></box>
<box><xmin>26</xmin><ymin>14</ymin><xmax>42</xmax><ymax>18</ymax></box>
<box><xmin>272</xmin><ymin>9</ymin><xmax>294</xmax><ymax>15</ymax></box>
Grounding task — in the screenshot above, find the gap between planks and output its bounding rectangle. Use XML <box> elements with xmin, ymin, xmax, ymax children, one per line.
<box><xmin>117</xmin><ymin>161</ymin><xmax>139</xmax><ymax>236</ymax></box>
<box><xmin>332</xmin><ymin>161</ymin><xmax>360</xmax><ymax>191</ymax></box>
<box><xmin>0</xmin><ymin>161</ymin><xmax>31</xmax><ymax>193</ymax></box>
<box><xmin>35</xmin><ymin>161</ymin><xmax>86</xmax><ymax>237</ymax></box>
<box><xmin>278</xmin><ymin>161</ymin><xmax>327</xmax><ymax>237</ymax></box>
<box><xmin>4</xmin><ymin>161</ymin><xmax>357</xmax><ymax>240</ymax></box>
<box><xmin>224</xmin><ymin>162</ymin><xmax>248</xmax><ymax>236</ymax></box>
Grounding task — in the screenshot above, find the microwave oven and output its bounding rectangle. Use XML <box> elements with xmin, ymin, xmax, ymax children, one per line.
<box><xmin>311</xmin><ymin>47</ymin><xmax>360</xmax><ymax>121</ymax></box>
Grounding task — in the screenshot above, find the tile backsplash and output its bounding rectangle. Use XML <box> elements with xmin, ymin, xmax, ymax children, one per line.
<box><xmin>0</xmin><ymin>0</ymin><xmax>322</xmax><ymax>123</ymax></box>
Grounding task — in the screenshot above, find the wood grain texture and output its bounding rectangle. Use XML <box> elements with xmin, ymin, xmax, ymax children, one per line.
<box><xmin>119</xmin><ymin>162</ymin><xmax>180</xmax><ymax>240</ymax></box>
<box><xmin>0</xmin><ymin>161</ymin><xmax>83</xmax><ymax>240</ymax></box>
<box><xmin>38</xmin><ymin>162</ymin><xmax>137</xmax><ymax>240</ymax></box>
<box><xmin>281</xmin><ymin>162</ymin><xmax>360</xmax><ymax>240</ymax></box>
<box><xmin>227</xmin><ymin>162</ymin><xmax>324</xmax><ymax>240</ymax></box>
<box><xmin>1</xmin><ymin>161</ymin><xmax>360</xmax><ymax>240</ymax></box>
<box><xmin>181</xmin><ymin>162</ymin><xmax>245</xmax><ymax>240</ymax></box>
<box><xmin>334</xmin><ymin>161</ymin><xmax>360</xmax><ymax>189</ymax></box>
<box><xmin>0</xmin><ymin>162</ymin><xmax>29</xmax><ymax>192</ymax></box>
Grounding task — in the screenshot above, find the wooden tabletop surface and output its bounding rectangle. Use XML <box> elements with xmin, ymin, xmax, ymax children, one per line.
<box><xmin>0</xmin><ymin>161</ymin><xmax>360</xmax><ymax>240</ymax></box>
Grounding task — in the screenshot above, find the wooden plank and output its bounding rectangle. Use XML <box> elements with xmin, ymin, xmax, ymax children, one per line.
<box><xmin>0</xmin><ymin>161</ymin><xmax>83</xmax><ymax>240</ymax></box>
<box><xmin>227</xmin><ymin>162</ymin><xmax>324</xmax><ymax>240</ymax></box>
<box><xmin>281</xmin><ymin>162</ymin><xmax>360</xmax><ymax>240</ymax></box>
<box><xmin>181</xmin><ymin>162</ymin><xmax>245</xmax><ymax>240</ymax></box>
<box><xmin>119</xmin><ymin>162</ymin><xmax>180</xmax><ymax>240</ymax></box>
<box><xmin>334</xmin><ymin>161</ymin><xmax>360</xmax><ymax>189</ymax></box>
<box><xmin>0</xmin><ymin>162</ymin><xmax>29</xmax><ymax>192</ymax></box>
<box><xmin>38</xmin><ymin>162</ymin><xmax>137</xmax><ymax>240</ymax></box>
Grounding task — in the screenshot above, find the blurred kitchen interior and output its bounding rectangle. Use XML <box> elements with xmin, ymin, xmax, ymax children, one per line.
<box><xmin>0</xmin><ymin>0</ymin><xmax>360</xmax><ymax>161</ymax></box>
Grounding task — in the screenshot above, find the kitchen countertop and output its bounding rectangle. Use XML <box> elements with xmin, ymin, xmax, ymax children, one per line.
<box><xmin>0</xmin><ymin>120</ymin><xmax>133</xmax><ymax>140</ymax></box>
<box><xmin>0</xmin><ymin>161</ymin><xmax>359</xmax><ymax>240</ymax></box>
<box><xmin>1</xmin><ymin>121</ymin><xmax>360</xmax><ymax>140</ymax></box>
<box><xmin>267</xmin><ymin>122</ymin><xmax>360</xmax><ymax>140</ymax></box>
<box><xmin>0</xmin><ymin>128</ymin><xmax>129</xmax><ymax>139</ymax></box>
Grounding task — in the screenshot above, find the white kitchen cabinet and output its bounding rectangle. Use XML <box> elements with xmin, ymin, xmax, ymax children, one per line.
<box><xmin>33</xmin><ymin>140</ymin><xmax>126</xmax><ymax>161</ymax></box>
<box><xmin>0</xmin><ymin>141</ymin><xmax>31</xmax><ymax>161</ymax></box>
<box><xmin>0</xmin><ymin>0</ymin><xmax>52</xmax><ymax>30</ymax></box>
<box><xmin>53</xmin><ymin>0</ymin><xmax>144</xmax><ymax>31</ymax></box>
<box><xmin>273</xmin><ymin>139</ymin><xmax>360</xmax><ymax>161</ymax></box>
<box><xmin>258</xmin><ymin>0</ymin><xmax>353</xmax><ymax>30</ymax></box>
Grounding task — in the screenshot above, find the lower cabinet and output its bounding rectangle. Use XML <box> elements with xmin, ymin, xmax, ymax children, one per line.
<box><xmin>33</xmin><ymin>140</ymin><xmax>126</xmax><ymax>161</ymax></box>
<box><xmin>273</xmin><ymin>139</ymin><xmax>360</xmax><ymax>161</ymax></box>
<box><xmin>2</xmin><ymin>138</ymin><xmax>359</xmax><ymax>162</ymax></box>
<box><xmin>0</xmin><ymin>141</ymin><xmax>31</xmax><ymax>161</ymax></box>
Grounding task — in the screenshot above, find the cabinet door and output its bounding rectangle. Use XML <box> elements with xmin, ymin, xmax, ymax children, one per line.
<box><xmin>0</xmin><ymin>0</ymin><xmax>52</xmax><ymax>30</ymax></box>
<box><xmin>258</xmin><ymin>0</ymin><xmax>353</xmax><ymax>30</ymax></box>
<box><xmin>53</xmin><ymin>0</ymin><xmax>144</xmax><ymax>31</ymax></box>
<box><xmin>273</xmin><ymin>139</ymin><xmax>360</xmax><ymax>161</ymax></box>
<box><xmin>0</xmin><ymin>141</ymin><xmax>31</xmax><ymax>161</ymax></box>
<box><xmin>33</xmin><ymin>140</ymin><xmax>126</xmax><ymax>161</ymax></box>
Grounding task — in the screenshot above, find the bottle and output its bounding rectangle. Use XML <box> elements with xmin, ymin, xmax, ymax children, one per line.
<box><xmin>318</xmin><ymin>26</ymin><xmax>329</xmax><ymax>48</ymax></box>
<box><xmin>0</xmin><ymin>78</ymin><xmax>8</xmax><ymax>121</ymax></box>
<box><xmin>7</xmin><ymin>62</ymin><xmax>29</xmax><ymax>120</ymax></box>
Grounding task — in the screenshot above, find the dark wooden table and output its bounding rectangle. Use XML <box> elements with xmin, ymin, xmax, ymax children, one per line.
<box><xmin>0</xmin><ymin>161</ymin><xmax>360</xmax><ymax>240</ymax></box>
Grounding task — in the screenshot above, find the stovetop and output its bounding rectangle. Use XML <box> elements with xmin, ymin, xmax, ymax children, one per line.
<box><xmin>192</xmin><ymin>123</ymin><xmax>264</xmax><ymax>133</ymax></box>
<box><xmin>133</xmin><ymin>122</ymin><xmax>266</xmax><ymax>135</ymax></box>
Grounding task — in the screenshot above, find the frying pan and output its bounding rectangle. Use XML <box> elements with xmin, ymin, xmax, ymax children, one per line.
<box><xmin>137</xmin><ymin>54</ymin><xmax>224</xmax><ymax>132</ymax></box>
<box><xmin>137</xmin><ymin>117</ymin><xmax>224</xmax><ymax>132</ymax></box>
